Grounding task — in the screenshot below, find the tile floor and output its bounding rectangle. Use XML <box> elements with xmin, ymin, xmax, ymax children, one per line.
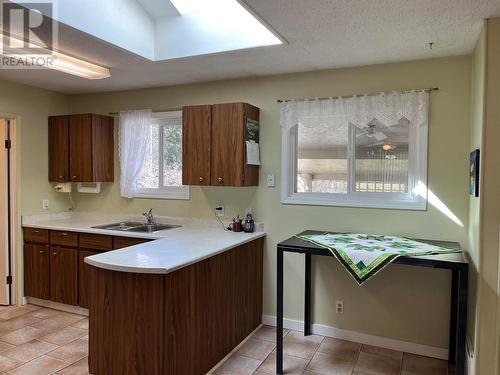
<box><xmin>0</xmin><ymin>304</ymin><xmax>450</xmax><ymax>374</ymax></box>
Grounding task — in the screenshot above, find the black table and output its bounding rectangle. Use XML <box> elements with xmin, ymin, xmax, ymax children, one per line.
<box><xmin>276</xmin><ymin>231</ymin><xmax>468</xmax><ymax>375</ymax></box>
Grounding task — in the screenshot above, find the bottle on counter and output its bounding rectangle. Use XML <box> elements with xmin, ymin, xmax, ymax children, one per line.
<box><xmin>243</xmin><ymin>213</ymin><xmax>254</xmax><ymax>233</ymax></box>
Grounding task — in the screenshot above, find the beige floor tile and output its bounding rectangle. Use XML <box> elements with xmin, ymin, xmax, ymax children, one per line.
<box><xmin>257</xmin><ymin>351</ymin><xmax>309</xmax><ymax>374</ymax></box>
<box><xmin>47</xmin><ymin>338</ymin><xmax>88</xmax><ymax>363</ymax></box>
<box><xmin>3</xmin><ymin>340</ymin><xmax>58</xmax><ymax>363</ymax></box>
<box><xmin>48</xmin><ymin>312</ymin><xmax>87</xmax><ymax>326</ymax></box>
<box><xmin>0</xmin><ymin>305</ymin><xmax>40</xmax><ymax>321</ymax></box>
<box><xmin>213</xmin><ymin>354</ymin><xmax>261</xmax><ymax>374</ymax></box>
<box><xmin>29</xmin><ymin>318</ymin><xmax>69</xmax><ymax>334</ymax></box>
<box><xmin>0</xmin><ymin>315</ymin><xmax>42</xmax><ymax>336</ymax></box>
<box><xmin>0</xmin><ymin>354</ymin><xmax>21</xmax><ymax>372</ymax></box>
<box><xmin>283</xmin><ymin>331</ymin><xmax>324</xmax><ymax>360</ymax></box>
<box><xmin>317</xmin><ymin>337</ymin><xmax>361</xmax><ymax>360</ymax></box>
<box><xmin>0</xmin><ymin>341</ymin><xmax>15</xmax><ymax>353</ymax></box>
<box><xmin>0</xmin><ymin>326</ymin><xmax>46</xmax><ymax>346</ymax></box>
<box><xmin>251</xmin><ymin>325</ymin><xmax>289</xmax><ymax>343</ymax></box>
<box><xmin>56</xmin><ymin>357</ymin><xmax>90</xmax><ymax>375</ymax></box>
<box><xmin>360</xmin><ymin>344</ymin><xmax>403</xmax><ymax>361</ymax></box>
<box><xmin>40</xmin><ymin>326</ymin><xmax>87</xmax><ymax>346</ymax></box>
<box><xmin>401</xmin><ymin>353</ymin><xmax>448</xmax><ymax>375</ymax></box>
<box><xmin>236</xmin><ymin>338</ymin><xmax>275</xmax><ymax>361</ymax></box>
<box><xmin>306</xmin><ymin>351</ymin><xmax>355</xmax><ymax>375</ymax></box>
<box><xmin>71</xmin><ymin>318</ymin><xmax>89</xmax><ymax>330</ymax></box>
<box><xmin>7</xmin><ymin>355</ymin><xmax>69</xmax><ymax>374</ymax></box>
<box><xmin>25</xmin><ymin>308</ymin><xmax>61</xmax><ymax>320</ymax></box>
<box><xmin>353</xmin><ymin>351</ymin><xmax>401</xmax><ymax>375</ymax></box>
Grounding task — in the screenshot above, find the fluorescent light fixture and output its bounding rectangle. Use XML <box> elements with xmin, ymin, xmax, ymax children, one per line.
<box><xmin>0</xmin><ymin>33</ymin><xmax>110</xmax><ymax>80</ymax></box>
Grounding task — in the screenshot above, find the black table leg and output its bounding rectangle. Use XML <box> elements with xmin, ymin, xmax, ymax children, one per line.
<box><xmin>276</xmin><ymin>247</ymin><xmax>284</xmax><ymax>375</ymax></box>
<box><xmin>448</xmin><ymin>269</ymin><xmax>458</xmax><ymax>364</ymax></box>
<box><xmin>455</xmin><ymin>265</ymin><xmax>468</xmax><ymax>375</ymax></box>
<box><xmin>304</xmin><ymin>253</ymin><xmax>312</xmax><ymax>336</ymax></box>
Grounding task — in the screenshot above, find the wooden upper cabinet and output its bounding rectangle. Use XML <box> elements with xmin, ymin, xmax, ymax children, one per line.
<box><xmin>182</xmin><ymin>103</ymin><xmax>260</xmax><ymax>187</ymax></box>
<box><xmin>182</xmin><ymin>105</ymin><xmax>211</xmax><ymax>186</ymax></box>
<box><xmin>49</xmin><ymin>114</ymin><xmax>114</xmax><ymax>182</ymax></box>
<box><xmin>48</xmin><ymin>116</ymin><xmax>69</xmax><ymax>183</ymax></box>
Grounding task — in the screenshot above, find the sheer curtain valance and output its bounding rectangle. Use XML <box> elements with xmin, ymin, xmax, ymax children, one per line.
<box><xmin>280</xmin><ymin>90</ymin><xmax>429</xmax><ymax>131</ymax></box>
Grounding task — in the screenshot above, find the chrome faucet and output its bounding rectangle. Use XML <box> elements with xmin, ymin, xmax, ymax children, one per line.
<box><xmin>143</xmin><ymin>208</ymin><xmax>155</xmax><ymax>225</ymax></box>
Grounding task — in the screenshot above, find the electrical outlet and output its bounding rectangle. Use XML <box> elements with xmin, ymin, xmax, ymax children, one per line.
<box><xmin>267</xmin><ymin>174</ymin><xmax>276</xmax><ymax>187</ymax></box>
<box><xmin>42</xmin><ymin>199</ymin><xmax>49</xmax><ymax>210</ymax></box>
<box><xmin>215</xmin><ymin>205</ymin><xmax>225</xmax><ymax>217</ymax></box>
<box><xmin>336</xmin><ymin>300</ymin><xmax>344</xmax><ymax>314</ymax></box>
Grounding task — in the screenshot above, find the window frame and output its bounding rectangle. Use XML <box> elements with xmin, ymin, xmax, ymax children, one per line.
<box><xmin>134</xmin><ymin>111</ymin><xmax>190</xmax><ymax>200</ymax></box>
<box><xmin>281</xmin><ymin>121</ymin><xmax>428</xmax><ymax>210</ymax></box>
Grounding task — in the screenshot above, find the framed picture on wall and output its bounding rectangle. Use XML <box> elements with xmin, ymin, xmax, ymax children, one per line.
<box><xmin>469</xmin><ymin>149</ymin><xmax>480</xmax><ymax>197</ymax></box>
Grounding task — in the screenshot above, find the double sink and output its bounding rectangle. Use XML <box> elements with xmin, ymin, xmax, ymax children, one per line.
<box><xmin>92</xmin><ymin>221</ymin><xmax>180</xmax><ymax>233</ymax></box>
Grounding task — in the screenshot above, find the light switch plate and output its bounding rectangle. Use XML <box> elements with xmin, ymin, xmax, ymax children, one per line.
<box><xmin>42</xmin><ymin>199</ymin><xmax>49</xmax><ymax>210</ymax></box>
<box><xmin>267</xmin><ymin>174</ymin><xmax>276</xmax><ymax>187</ymax></box>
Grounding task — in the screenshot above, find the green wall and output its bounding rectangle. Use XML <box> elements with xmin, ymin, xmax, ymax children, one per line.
<box><xmin>68</xmin><ymin>55</ymin><xmax>472</xmax><ymax>349</ymax></box>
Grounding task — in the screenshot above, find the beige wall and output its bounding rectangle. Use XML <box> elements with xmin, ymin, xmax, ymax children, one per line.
<box><xmin>473</xmin><ymin>18</ymin><xmax>500</xmax><ymax>375</ymax></box>
<box><xmin>467</xmin><ymin>25</ymin><xmax>485</xmax><ymax>357</ymax></box>
<box><xmin>69</xmin><ymin>56</ymin><xmax>472</xmax><ymax>349</ymax></box>
<box><xmin>0</xmin><ymin>79</ymin><xmax>73</xmax><ymax>304</ymax></box>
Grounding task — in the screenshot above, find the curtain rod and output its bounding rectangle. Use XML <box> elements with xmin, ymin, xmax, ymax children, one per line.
<box><xmin>108</xmin><ymin>108</ymin><xmax>181</xmax><ymax>115</ymax></box>
<box><xmin>276</xmin><ymin>87</ymin><xmax>439</xmax><ymax>103</ymax></box>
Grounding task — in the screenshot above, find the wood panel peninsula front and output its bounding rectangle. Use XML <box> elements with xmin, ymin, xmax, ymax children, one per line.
<box><xmin>85</xmin><ymin>233</ymin><xmax>265</xmax><ymax>375</ymax></box>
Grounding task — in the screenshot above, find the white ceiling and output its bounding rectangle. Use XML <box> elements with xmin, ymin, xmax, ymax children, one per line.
<box><xmin>1</xmin><ymin>0</ymin><xmax>499</xmax><ymax>94</ymax></box>
<box><xmin>137</xmin><ymin>0</ymin><xmax>180</xmax><ymax>19</ymax></box>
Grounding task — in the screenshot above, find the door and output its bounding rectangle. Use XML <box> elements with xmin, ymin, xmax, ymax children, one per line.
<box><xmin>0</xmin><ymin>119</ymin><xmax>12</xmax><ymax>305</ymax></box>
<box><xmin>211</xmin><ymin>103</ymin><xmax>244</xmax><ymax>186</ymax></box>
<box><xmin>48</xmin><ymin>116</ymin><xmax>69</xmax><ymax>182</ymax></box>
<box><xmin>78</xmin><ymin>249</ymin><xmax>99</xmax><ymax>308</ymax></box>
<box><xmin>23</xmin><ymin>244</ymin><xmax>49</xmax><ymax>300</ymax></box>
<box><xmin>50</xmin><ymin>247</ymin><xmax>78</xmax><ymax>305</ymax></box>
<box><xmin>69</xmin><ymin>114</ymin><xmax>92</xmax><ymax>182</ymax></box>
<box><xmin>182</xmin><ymin>105</ymin><xmax>211</xmax><ymax>185</ymax></box>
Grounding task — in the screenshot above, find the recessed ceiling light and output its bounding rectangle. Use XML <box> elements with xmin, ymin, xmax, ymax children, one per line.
<box><xmin>0</xmin><ymin>33</ymin><xmax>110</xmax><ymax>80</ymax></box>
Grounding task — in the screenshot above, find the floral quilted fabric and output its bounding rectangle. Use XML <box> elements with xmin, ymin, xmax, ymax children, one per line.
<box><xmin>297</xmin><ymin>233</ymin><xmax>460</xmax><ymax>285</ymax></box>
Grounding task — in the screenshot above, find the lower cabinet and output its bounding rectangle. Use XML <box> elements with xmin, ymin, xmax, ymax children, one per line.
<box><xmin>23</xmin><ymin>244</ymin><xmax>50</xmax><ymax>300</ymax></box>
<box><xmin>50</xmin><ymin>247</ymin><xmax>78</xmax><ymax>305</ymax></box>
<box><xmin>78</xmin><ymin>249</ymin><xmax>99</xmax><ymax>309</ymax></box>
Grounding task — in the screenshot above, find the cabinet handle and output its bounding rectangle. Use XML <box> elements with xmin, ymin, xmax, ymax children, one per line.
<box><xmin>33</xmin><ymin>230</ymin><xmax>40</xmax><ymax>233</ymax></box>
<box><xmin>199</xmin><ymin>176</ymin><xmax>204</xmax><ymax>182</ymax></box>
<box><xmin>218</xmin><ymin>177</ymin><xmax>223</xmax><ymax>183</ymax></box>
<box><xmin>52</xmin><ymin>252</ymin><xmax>57</xmax><ymax>256</ymax></box>
<box><xmin>72</xmin><ymin>176</ymin><xmax>77</xmax><ymax>180</ymax></box>
<box><xmin>59</xmin><ymin>175</ymin><xmax>64</xmax><ymax>180</ymax></box>
<box><xmin>61</xmin><ymin>232</ymin><xmax>68</xmax><ymax>236</ymax></box>
<box><xmin>39</xmin><ymin>250</ymin><xmax>44</xmax><ymax>254</ymax></box>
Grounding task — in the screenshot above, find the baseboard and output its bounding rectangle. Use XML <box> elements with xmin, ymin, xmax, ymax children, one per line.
<box><xmin>262</xmin><ymin>315</ymin><xmax>448</xmax><ymax>360</ymax></box>
<box><xmin>24</xmin><ymin>297</ymin><xmax>89</xmax><ymax>316</ymax></box>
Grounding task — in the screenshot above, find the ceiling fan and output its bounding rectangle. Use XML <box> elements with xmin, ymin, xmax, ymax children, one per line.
<box><xmin>356</xmin><ymin>121</ymin><xmax>387</xmax><ymax>141</ymax></box>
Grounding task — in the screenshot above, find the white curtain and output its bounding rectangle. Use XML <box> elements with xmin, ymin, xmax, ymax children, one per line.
<box><xmin>280</xmin><ymin>90</ymin><xmax>429</xmax><ymax>130</ymax></box>
<box><xmin>119</xmin><ymin>109</ymin><xmax>152</xmax><ymax>198</ymax></box>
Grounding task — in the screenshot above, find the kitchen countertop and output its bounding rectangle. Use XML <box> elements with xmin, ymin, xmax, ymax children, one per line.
<box><xmin>22</xmin><ymin>212</ymin><xmax>265</xmax><ymax>275</ymax></box>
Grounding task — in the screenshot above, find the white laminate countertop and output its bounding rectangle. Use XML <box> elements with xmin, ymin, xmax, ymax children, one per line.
<box><xmin>22</xmin><ymin>212</ymin><xmax>265</xmax><ymax>275</ymax></box>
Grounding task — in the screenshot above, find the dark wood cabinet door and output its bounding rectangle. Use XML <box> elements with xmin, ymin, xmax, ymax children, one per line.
<box><xmin>91</xmin><ymin>114</ymin><xmax>114</xmax><ymax>182</ymax></box>
<box><xmin>211</xmin><ymin>103</ymin><xmax>245</xmax><ymax>186</ymax></box>
<box><xmin>79</xmin><ymin>249</ymin><xmax>99</xmax><ymax>309</ymax></box>
<box><xmin>48</xmin><ymin>116</ymin><xmax>69</xmax><ymax>182</ymax></box>
<box><xmin>23</xmin><ymin>244</ymin><xmax>50</xmax><ymax>300</ymax></box>
<box><xmin>182</xmin><ymin>105</ymin><xmax>211</xmax><ymax>185</ymax></box>
<box><xmin>69</xmin><ymin>114</ymin><xmax>92</xmax><ymax>182</ymax></box>
<box><xmin>50</xmin><ymin>246</ymin><xmax>78</xmax><ymax>305</ymax></box>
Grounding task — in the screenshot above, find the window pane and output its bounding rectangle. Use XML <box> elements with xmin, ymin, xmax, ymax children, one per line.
<box><xmin>296</xmin><ymin>117</ymin><xmax>348</xmax><ymax>194</ymax></box>
<box><xmin>162</xmin><ymin>124</ymin><xmax>182</xmax><ymax>187</ymax></box>
<box><xmin>137</xmin><ymin>125</ymin><xmax>159</xmax><ymax>189</ymax></box>
<box><xmin>354</xmin><ymin>120</ymin><xmax>409</xmax><ymax>193</ymax></box>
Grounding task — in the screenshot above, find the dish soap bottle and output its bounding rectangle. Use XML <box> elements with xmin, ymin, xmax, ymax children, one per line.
<box><xmin>243</xmin><ymin>213</ymin><xmax>254</xmax><ymax>233</ymax></box>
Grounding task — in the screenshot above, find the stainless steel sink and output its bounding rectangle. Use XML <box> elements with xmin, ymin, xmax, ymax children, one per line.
<box><xmin>92</xmin><ymin>222</ymin><xmax>180</xmax><ymax>233</ymax></box>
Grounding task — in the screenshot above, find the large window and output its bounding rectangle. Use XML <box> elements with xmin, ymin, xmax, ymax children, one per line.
<box><xmin>281</xmin><ymin>91</ymin><xmax>428</xmax><ymax>209</ymax></box>
<box><xmin>135</xmin><ymin>111</ymin><xmax>189</xmax><ymax>200</ymax></box>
